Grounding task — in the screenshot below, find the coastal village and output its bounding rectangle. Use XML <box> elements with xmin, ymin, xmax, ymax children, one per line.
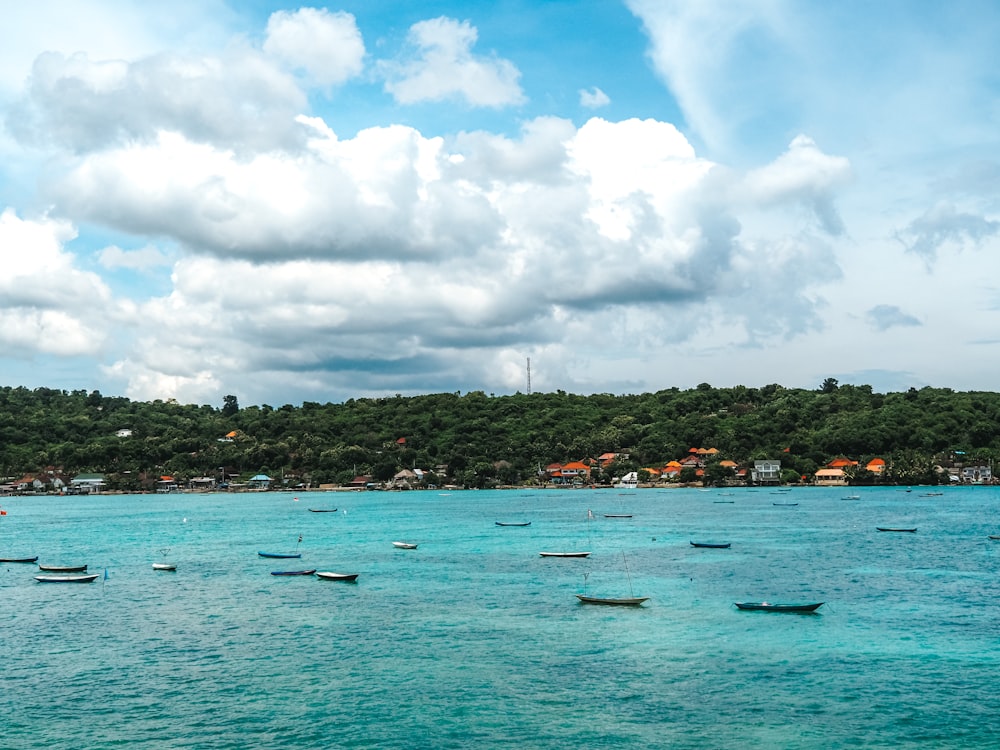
<box><xmin>2</xmin><ymin>445</ymin><xmax>992</xmax><ymax>495</ymax></box>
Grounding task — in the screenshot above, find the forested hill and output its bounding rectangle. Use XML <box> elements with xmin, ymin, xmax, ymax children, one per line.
<box><xmin>1</xmin><ymin>382</ymin><xmax>997</xmax><ymax>488</ymax></box>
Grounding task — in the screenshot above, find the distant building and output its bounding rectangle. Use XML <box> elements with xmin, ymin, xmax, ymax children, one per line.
<box><xmin>751</xmin><ymin>460</ymin><xmax>781</xmax><ymax>485</ymax></box>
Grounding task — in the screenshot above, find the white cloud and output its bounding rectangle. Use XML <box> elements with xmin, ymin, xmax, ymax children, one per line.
<box><xmin>7</xmin><ymin>47</ymin><xmax>307</xmax><ymax>153</ymax></box>
<box><xmin>263</xmin><ymin>8</ymin><xmax>365</xmax><ymax>87</ymax></box>
<box><xmin>380</xmin><ymin>17</ymin><xmax>525</xmax><ymax>107</ymax></box>
<box><xmin>53</xmin><ymin>114</ymin><xmax>855</xmax><ymax>403</ymax></box>
<box><xmin>0</xmin><ymin>207</ymin><xmax>115</xmax><ymax>354</ymax></box>
<box><xmin>98</xmin><ymin>243</ymin><xmax>171</xmax><ymax>271</ymax></box>
<box><xmin>579</xmin><ymin>86</ymin><xmax>610</xmax><ymax>108</ymax></box>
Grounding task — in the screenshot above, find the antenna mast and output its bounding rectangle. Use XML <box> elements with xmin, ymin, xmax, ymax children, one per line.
<box><xmin>526</xmin><ymin>357</ymin><xmax>531</xmax><ymax>395</ymax></box>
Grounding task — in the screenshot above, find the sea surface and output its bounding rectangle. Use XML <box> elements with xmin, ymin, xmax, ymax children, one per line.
<box><xmin>3</xmin><ymin>485</ymin><xmax>1000</xmax><ymax>749</ymax></box>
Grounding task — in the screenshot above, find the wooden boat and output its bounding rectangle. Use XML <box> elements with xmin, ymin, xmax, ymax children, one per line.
<box><xmin>315</xmin><ymin>571</ymin><xmax>359</xmax><ymax>582</ymax></box>
<box><xmin>258</xmin><ymin>551</ymin><xmax>302</xmax><ymax>558</ymax></box>
<box><xmin>841</xmin><ymin>495</ymin><xmax>860</xmax><ymax>500</ymax></box>
<box><xmin>152</xmin><ymin>563</ymin><xmax>176</xmax><ymax>571</ymax></box>
<box><xmin>38</xmin><ymin>564</ymin><xmax>87</xmax><ymax>573</ymax></box>
<box><xmin>392</xmin><ymin>541</ymin><xmax>418</xmax><ymax>549</ymax></box>
<box><xmin>603</xmin><ymin>514</ymin><xmax>633</xmax><ymax>518</ymax></box>
<box><xmin>876</xmin><ymin>527</ymin><xmax>917</xmax><ymax>533</ymax></box>
<box><xmin>0</xmin><ymin>556</ymin><xmax>38</xmax><ymax>563</ymax></box>
<box><xmin>539</xmin><ymin>551</ymin><xmax>591</xmax><ymax>558</ymax></box>
<box><xmin>713</xmin><ymin>500</ymin><xmax>735</xmax><ymax>503</ymax></box>
<box><xmin>307</xmin><ymin>509</ymin><xmax>338</xmax><ymax>512</ymax></box>
<box><xmin>690</xmin><ymin>541</ymin><xmax>731</xmax><ymax>549</ymax></box>
<box><xmin>576</xmin><ymin>594</ymin><xmax>648</xmax><ymax>607</ymax></box>
<box><xmin>495</xmin><ymin>521</ymin><xmax>531</xmax><ymax>526</ymax></box>
<box><xmin>576</xmin><ymin>550</ymin><xmax>647</xmax><ymax>606</ymax></box>
<box><xmin>270</xmin><ymin>569</ymin><xmax>316</xmax><ymax>576</ymax></box>
<box><xmin>735</xmin><ymin>601</ymin><xmax>823</xmax><ymax>613</ymax></box>
<box><xmin>35</xmin><ymin>574</ymin><xmax>100</xmax><ymax>583</ymax></box>
<box><xmin>989</xmin><ymin>535</ymin><xmax>1000</xmax><ymax>540</ymax></box>
<box><xmin>772</xmin><ymin>502</ymin><xmax>798</xmax><ymax>506</ymax></box>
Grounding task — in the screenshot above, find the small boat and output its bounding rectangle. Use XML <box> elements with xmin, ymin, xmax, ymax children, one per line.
<box><xmin>315</xmin><ymin>571</ymin><xmax>359</xmax><ymax>582</ymax></box>
<box><xmin>308</xmin><ymin>509</ymin><xmax>338</xmax><ymax>513</ymax></box>
<box><xmin>876</xmin><ymin>527</ymin><xmax>917</xmax><ymax>533</ymax></box>
<box><xmin>713</xmin><ymin>500</ymin><xmax>735</xmax><ymax>503</ymax></box>
<box><xmin>772</xmin><ymin>502</ymin><xmax>798</xmax><ymax>506</ymax></box>
<box><xmin>735</xmin><ymin>601</ymin><xmax>823</xmax><ymax>613</ymax></box>
<box><xmin>989</xmin><ymin>535</ymin><xmax>1000</xmax><ymax>540</ymax></box>
<box><xmin>495</xmin><ymin>521</ymin><xmax>531</xmax><ymax>527</ymax></box>
<box><xmin>576</xmin><ymin>594</ymin><xmax>649</xmax><ymax>607</ymax></box>
<box><xmin>392</xmin><ymin>541</ymin><xmax>418</xmax><ymax>549</ymax></box>
<box><xmin>842</xmin><ymin>495</ymin><xmax>860</xmax><ymax>500</ymax></box>
<box><xmin>539</xmin><ymin>551</ymin><xmax>591</xmax><ymax>558</ymax></box>
<box><xmin>152</xmin><ymin>563</ymin><xmax>177</xmax><ymax>571</ymax></box>
<box><xmin>0</xmin><ymin>556</ymin><xmax>38</xmax><ymax>563</ymax></box>
<box><xmin>270</xmin><ymin>569</ymin><xmax>316</xmax><ymax>576</ymax></box>
<box><xmin>258</xmin><ymin>551</ymin><xmax>303</xmax><ymax>558</ymax></box>
<box><xmin>576</xmin><ymin>551</ymin><xmax>647</xmax><ymax>606</ymax></box>
<box><xmin>35</xmin><ymin>574</ymin><xmax>100</xmax><ymax>583</ymax></box>
<box><xmin>38</xmin><ymin>564</ymin><xmax>88</xmax><ymax>573</ymax></box>
<box><xmin>690</xmin><ymin>541</ymin><xmax>731</xmax><ymax>549</ymax></box>
<box><xmin>603</xmin><ymin>514</ymin><xmax>633</xmax><ymax>518</ymax></box>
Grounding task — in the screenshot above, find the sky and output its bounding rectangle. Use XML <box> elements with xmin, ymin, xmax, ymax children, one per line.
<box><xmin>1</xmin><ymin>0</ymin><xmax>999</xmax><ymax>407</ymax></box>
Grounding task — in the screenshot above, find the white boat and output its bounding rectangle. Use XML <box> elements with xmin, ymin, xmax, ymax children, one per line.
<box><xmin>392</xmin><ymin>541</ymin><xmax>418</xmax><ymax>549</ymax></box>
<box><xmin>35</xmin><ymin>574</ymin><xmax>100</xmax><ymax>583</ymax></box>
<box><xmin>152</xmin><ymin>563</ymin><xmax>177</xmax><ymax>571</ymax></box>
<box><xmin>316</xmin><ymin>571</ymin><xmax>359</xmax><ymax>582</ymax></box>
<box><xmin>613</xmin><ymin>471</ymin><xmax>638</xmax><ymax>489</ymax></box>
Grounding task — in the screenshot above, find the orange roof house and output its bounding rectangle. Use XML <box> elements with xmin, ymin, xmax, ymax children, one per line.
<box><xmin>866</xmin><ymin>458</ymin><xmax>886</xmax><ymax>474</ymax></box>
<box><xmin>828</xmin><ymin>457</ymin><xmax>858</xmax><ymax>468</ymax></box>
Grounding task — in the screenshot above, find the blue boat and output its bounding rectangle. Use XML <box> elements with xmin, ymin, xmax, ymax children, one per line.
<box><xmin>271</xmin><ymin>569</ymin><xmax>316</xmax><ymax>576</ymax></box>
<box><xmin>258</xmin><ymin>551</ymin><xmax>302</xmax><ymax>559</ymax></box>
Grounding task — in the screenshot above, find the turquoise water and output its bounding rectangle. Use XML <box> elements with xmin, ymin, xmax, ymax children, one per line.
<box><xmin>3</xmin><ymin>486</ymin><xmax>1000</xmax><ymax>749</ymax></box>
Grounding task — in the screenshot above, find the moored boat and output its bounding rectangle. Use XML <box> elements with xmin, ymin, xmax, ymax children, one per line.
<box><xmin>690</xmin><ymin>541</ymin><xmax>731</xmax><ymax>549</ymax></box>
<box><xmin>735</xmin><ymin>601</ymin><xmax>823</xmax><ymax>613</ymax></box>
<box><xmin>539</xmin><ymin>551</ymin><xmax>591</xmax><ymax>558</ymax></box>
<box><xmin>308</xmin><ymin>509</ymin><xmax>338</xmax><ymax>512</ymax></box>
<box><xmin>315</xmin><ymin>571</ymin><xmax>359</xmax><ymax>582</ymax></box>
<box><xmin>392</xmin><ymin>541</ymin><xmax>418</xmax><ymax>549</ymax></box>
<box><xmin>876</xmin><ymin>527</ymin><xmax>917</xmax><ymax>533</ymax></box>
<box><xmin>152</xmin><ymin>563</ymin><xmax>177</xmax><ymax>571</ymax></box>
<box><xmin>0</xmin><ymin>556</ymin><xmax>38</xmax><ymax>563</ymax></box>
<box><xmin>38</xmin><ymin>564</ymin><xmax>87</xmax><ymax>573</ymax></box>
<box><xmin>271</xmin><ymin>569</ymin><xmax>316</xmax><ymax>576</ymax></box>
<box><xmin>495</xmin><ymin>521</ymin><xmax>531</xmax><ymax>527</ymax></box>
<box><xmin>35</xmin><ymin>573</ymin><xmax>100</xmax><ymax>583</ymax></box>
<box><xmin>258</xmin><ymin>551</ymin><xmax>303</xmax><ymax>558</ymax></box>
<box><xmin>576</xmin><ymin>594</ymin><xmax>648</xmax><ymax>607</ymax></box>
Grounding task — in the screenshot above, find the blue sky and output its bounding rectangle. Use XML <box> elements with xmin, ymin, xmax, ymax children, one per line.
<box><xmin>1</xmin><ymin>0</ymin><xmax>999</xmax><ymax>407</ymax></box>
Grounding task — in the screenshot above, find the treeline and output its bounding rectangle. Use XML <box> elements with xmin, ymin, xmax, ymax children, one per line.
<box><xmin>0</xmin><ymin>381</ymin><xmax>997</xmax><ymax>489</ymax></box>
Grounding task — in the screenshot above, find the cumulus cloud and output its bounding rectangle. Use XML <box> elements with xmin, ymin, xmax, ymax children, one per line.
<box><xmin>6</xmin><ymin>46</ymin><xmax>308</xmax><ymax>153</ymax></box>
<box><xmin>98</xmin><ymin>243</ymin><xmax>171</xmax><ymax>271</ymax></box>
<box><xmin>0</xmin><ymin>207</ymin><xmax>115</xmax><ymax>354</ymax></box>
<box><xmin>743</xmin><ymin>135</ymin><xmax>851</xmax><ymax>234</ymax></box>
<box><xmin>380</xmin><ymin>17</ymin><xmax>525</xmax><ymax>107</ymax></box>
<box><xmin>579</xmin><ymin>86</ymin><xmax>610</xmax><ymax>108</ymax></box>
<box><xmin>43</xmin><ymin>112</ymin><xmax>855</xmax><ymax>403</ymax></box>
<box><xmin>263</xmin><ymin>8</ymin><xmax>365</xmax><ymax>87</ymax></box>
<box><xmin>865</xmin><ymin>304</ymin><xmax>921</xmax><ymax>332</ymax></box>
<box><xmin>896</xmin><ymin>201</ymin><xmax>1000</xmax><ymax>262</ymax></box>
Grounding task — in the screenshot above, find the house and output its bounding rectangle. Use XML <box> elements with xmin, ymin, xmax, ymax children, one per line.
<box><xmin>865</xmin><ymin>458</ymin><xmax>886</xmax><ymax>474</ymax></box>
<box><xmin>751</xmin><ymin>460</ymin><xmax>781</xmax><ymax>485</ymax></box>
<box><xmin>962</xmin><ymin>465</ymin><xmax>992</xmax><ymax>484</ymax></box>
<box><xmin>157</xmin><ymin>475</ymin><xmax>179</xmax><ymax>493</ymax></box>
<box><xmin>248</xmin><ymin>474</ymin><xmax>272</xmax><ymax>490</ymax></box>
<box><xmin>70</xmin><ymin>473</ymin><xmax>106</xmax><ymax>494</ymax></box>
<box><xmin>560</xmin><ymin>461</ymin><xmax>591</xmax><ymax>481</ymax></box>
<box><xmin>189</xmin><ymin>476</ymin><xmax>216</xmax><ymax>491</ymax></box>
<box><xmin>116</xmin><ymin>428</ymin><xmax>133</xmax><ymax>438</ymax></box>
<box><xmin>815</xmin><ymin>467</ymin><xmax>848</xmax><ymax>486</ymax></box>
<box><xmin>349</xmin><ymin>474</ymin><xmax>373</xmax><ymax>488</ymax></box>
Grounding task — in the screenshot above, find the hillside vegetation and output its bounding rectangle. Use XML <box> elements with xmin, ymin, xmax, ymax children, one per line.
<box><xmin>1</xmin><ymin>381</ymin><xmax>996</xmax><ymax>489</ymax></box>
